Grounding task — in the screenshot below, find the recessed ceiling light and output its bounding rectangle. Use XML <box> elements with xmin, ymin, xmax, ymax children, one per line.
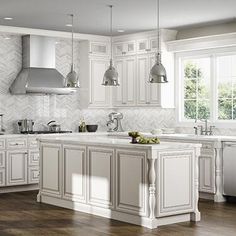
<box><xmin>117</xmin><ymin>29</ymin><xmax>125</xmax><ymax>33</ymax></box>
<box><xmin>65</xmin><ymin>24</ymin><xmax>72</xmax><ymax>27</ymax></box>
<box><xmin>4</xmin><ymin>17</ymin><xmax>13</xmax><ymax>20</ymax></box>
<box><xmin>4</xmin><ymin>37</ymin><xmax>11</xmax><ymax>40</ymax></box>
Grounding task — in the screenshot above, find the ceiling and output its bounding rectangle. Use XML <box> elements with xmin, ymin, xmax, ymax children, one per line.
<box><xmin>0</xmin><ymin>0</ymin><xmax>236</xmax><ymax>36</ymax></box>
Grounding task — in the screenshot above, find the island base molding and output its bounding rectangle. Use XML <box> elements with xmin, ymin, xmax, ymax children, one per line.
<box><xmin>39</xmin><ymin>194</ymin><xmax>196</xmax><ymax>229</ymax></box>
<box><xmin>0</xmin><ymin>184</ymin><xmax>38</xmax><ymax>194</ymax></box>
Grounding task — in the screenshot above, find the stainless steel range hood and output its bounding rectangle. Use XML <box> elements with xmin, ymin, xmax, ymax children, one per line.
<box><xmin>10</xmin><ymin>35</ymin><xmax>77</xmax><ymax>95</ymax></box>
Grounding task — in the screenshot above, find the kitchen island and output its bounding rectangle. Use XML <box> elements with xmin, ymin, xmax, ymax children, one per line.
<box><xmin>37</xmin><ymin>135</ymin><xmax>201</xmax><ymax>229</ymax></box>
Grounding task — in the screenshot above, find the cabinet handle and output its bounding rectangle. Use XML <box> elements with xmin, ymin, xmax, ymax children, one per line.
<box><xmin>145</xmin><ymin>49</ymin><xmax>151</xmax><ymax>52</ymax></box>
<box><xmin>146</xmin><ymin>101</ymin><xmax>150</xmax><ymax>104</ymax></box>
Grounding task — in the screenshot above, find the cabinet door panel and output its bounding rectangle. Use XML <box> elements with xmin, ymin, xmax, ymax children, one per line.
<box><xmin>113</xmin><ymin>59</ymin><xmax>124</xmax><ymax>105</ymax></box>
<box><xmin>28</xmin><ymin>167</ymin><xmax>39</xmax><ymax>184</ymax></box>
<box><xmin>90</xmin><ymin>59</ymin><xmax>110</xmax><ymax>107</ymax></box>
<box><xmin>149</xmin><ymin>55</ymin><xmax>161</xmax><ymax>105</ymax></box>
<box><xmin>0</xmin><ymin>169</ymin><xmax>5</xmax><ymax>186</ymax></box>
<box><xmin>137</xmin><ymin>56</ymin><xmax>148</xmax><ymax>104</ymax></box>
<box><xmin>116</xmin><ymin>150</ymin><xmax>147</xmax><ymax>216</ymax></box>
<box><xmin>28</xmin><ymin>150</ymin><xmax>39</xmax><ymax>166</ymax></box>
<box><xmin>125</xmin><ymin>57</ymin><xmax>136</xmax><ymax>105</ymax></box>
<box><xmin>7</xmin><ymin>151</ymin><xmax>27</xmax><ymax>186</ymax></box>
<box><xmin>41</xmin><ymin>144</ymin><xmax>61</xmax><ymax>196</ymax></box>
<box><xmin>199</xmin><ymin>154</ymin><xmax>215</xmax><ymax>193</ymax></box>
<box><xmin>88</xmin><ymin>147</ymin><xmax>114</xmax><ymax>208</ymax></box>
<box><xmin>0</xmin><ymin>151</ymin><xmax>5</xmax><ymax>168</ymax></box>
<box><xmin>63</xmin><ymin>145</ymin><xmax>86</xmax><ymax>202</ymax></box>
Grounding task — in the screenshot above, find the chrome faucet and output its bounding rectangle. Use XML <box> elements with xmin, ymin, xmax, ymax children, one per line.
<box><xmin>194</xmin><ymin>119</ymin><xmax>215</xmax><ymax>136</ymax></box>
<box><xmin>107</xmin><ymin>112</ymin><xmax>124</xmax><ymax>132</ymax></box>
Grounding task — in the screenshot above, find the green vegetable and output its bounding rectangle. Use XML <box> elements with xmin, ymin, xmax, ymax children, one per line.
<box><xmin>137</xmin><ymin>136</ymin><xmax>160</xmax><ymax>144</ymax></box>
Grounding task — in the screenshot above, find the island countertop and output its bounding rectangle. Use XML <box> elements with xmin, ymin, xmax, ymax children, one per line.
<box><xmin>38</xmin><ymin>135</ymin><xmax>201</xmax><ymax>151</ymax></box>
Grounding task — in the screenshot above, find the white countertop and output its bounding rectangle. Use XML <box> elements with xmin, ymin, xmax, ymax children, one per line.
<box><xmin>2</xmin><ymin>131</ymin><xmax>236</xmax><ymax>143</ymax></box>
<box><xmin>38</xmin><ymin>135</ymin><xmax>201</xmax><ymax>151</ymax></box>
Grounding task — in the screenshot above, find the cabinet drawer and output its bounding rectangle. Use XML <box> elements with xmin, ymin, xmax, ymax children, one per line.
<box><xmin>7</xmin><ymin>138</ymin><xmax>27</xmax><ymax>149</ymax></box>
<box><xmin>0</xmin><ymin>169</ymin><xmax>6</xmax><ymax>187</ymax></box>
<box><xmin>28</xmin><ymin>150</ymin><xmax>39</xmax><ymax>166</ymax></box>
<box><xmin>28</xmin><ymin>138</ymin><xmax>39</xmax><ymax>149</ymax></box>
<box><xmin>0</xmin><ymin>139</ymin><xmax>5</xmax><ymax>150</ymax></box>
<box><xmin>0</xmin><ymin>151</ymin><xmax>5</xmax><ymax>168</ymax></box>
<box><xmin>28</xmin><ymin>167</ymin><xmax>39</xmax><ymax>184</ymax></box>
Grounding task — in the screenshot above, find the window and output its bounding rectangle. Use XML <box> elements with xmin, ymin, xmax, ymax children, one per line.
<box><xmin>177</xmin><ymin>48</ymin><xmax>236</xmax><ymax>124</ymax></box>
<box><xmin>183</xmin><ymin>58</ymin><xmax>210</xmax><ymax>120</ymax></box>
<box><xmin>217</xmin><ymin>55</ymin><xmax>236</xmax><ymax>120</ymax></box>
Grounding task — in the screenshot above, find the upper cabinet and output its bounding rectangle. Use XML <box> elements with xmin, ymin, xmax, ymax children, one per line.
<box><xmin>79</xmin><ymin>30</ymin><xmax>177</xmax><ymax>109</ymax></box>
<box><xmin>79</xmin><ymin>41</ymin><xmax>112</xmax><ymax>109</ymax></box>
<box><xmin>113</xmin><ymin>56</ymin><xmax>136</xmax><ymax>106</ymax></box>
<box><xmin>137</xmin><ymin>37</ymin><xmax>158</xmax><ymax>54</ymax></box>
<box><xmin>89</xmin><ymin>41</ymin><xmax>110</xmax><ymax>56</ymax></box>
<box><xmin>113</xmin><ymin>41</ymin><xmax>136</xmax><ymax>56</ymax></box>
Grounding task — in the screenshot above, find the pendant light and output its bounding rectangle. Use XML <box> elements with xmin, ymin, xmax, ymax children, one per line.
<box><xmin>149</xmin><ymin>0</ymin><xmax>168</xmax><ymax>83</ymax></box>
<box><xmin>66</xmin><ymin>14</ymin><xmax>80</xmax><ymax>88</ymax></box>
<box><xmin>102</xmin><ymin>5</ymin><xmax>119</xmax><ymax>86</ymax></box>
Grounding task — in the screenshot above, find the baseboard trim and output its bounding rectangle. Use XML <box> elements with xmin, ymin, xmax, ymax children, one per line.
<box><xmin>41</xmin><ymin>194</ymin><xmax>193</xmax><ymax>229</ymax></box>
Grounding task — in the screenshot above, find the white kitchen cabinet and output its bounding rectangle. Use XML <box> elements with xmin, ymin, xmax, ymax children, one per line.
<box><xmin>87</xmin><ymin>147</ymin><xmax>114</xmax><ymax>208</ymax></box>
<box><xmin>0</xmin><ymin>139</ymin><xmax>5</xmax><ymax>149</ymax></box>
<box><xmin>0</xmin><ymin>151</ymin><xmax>5</xmax><ymax>168</ymax></box>
<box><xmin>79</xmin><ymin>41</ymin><xmax>111</xmax><ymax>108</ymax></box>
<box><xmin>62</xmin><ymin>145</ymin><xmax>86</xmax><ymax>202</ymax></box>
<box><xmin>40</xmin><ymin>143</ymin><xmax>61</xmax><ymax>196</ymax></box>
<box><xmin>113</xmin><ymin>56</ymin><xmax>136</xmax><ymax>106</ymax></box>
<box><xmin>7</xmin><ymin>138</ymin><xmax>27</xmax><ymax>149</ymax></box>
<box><xmin>7</xmin><ymin>150</ymin><xmax>27</xmax><ymax>186</ymax></box>
<box><xmin>0</xmin><ymin>169</ymin><xmax>5</xmax><ymax>186</ymax></box>
<box><xmin>28</xmin><ymin>166</ymin><xmax>39</xmax><ymax>184</ymax></box>
<box><xmin>89</xmin><ymin>41</ymin><xmax>109</xmax><ymax>56</ymax></box>
<box><xmin>136</xmin><ymin>54</ymin><xmax>161</xmax><ymax>106</ymax></box>
<box><xmin>137</xmin><ymin>37</ymin><xmax>158</xmax><ymax>54</ymax></box>
<box><xmin>115</xmin><ymin>149</ymin><xmax>147</xmax><ymax>216</ymax></box>
<box><xmin>199</xmin><ymin>143</ymin><xmax>216</xmax><ymax>194</ymax></box>
<box><xmin>28</xmin><ymin>150</ymin><xmax>39</xmax><ymax>166</ymax></box>
<box><xmin>113</xmin><ymin>41</ymin><xmax>136</xmax><ymax>56</ymax></box>
<box><xmin>89</xmin><ymin>58</ymin><xmax>111</xmax><ymax>107</ymax></box>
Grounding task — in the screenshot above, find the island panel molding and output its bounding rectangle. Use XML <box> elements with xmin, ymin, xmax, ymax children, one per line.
<box><xmin>87</xmin><ymin>147</ymin><xmax>115</xmax><ymax>208</ymax></box>
<box><xmin>116</xmin><ymin>149</ymin><xmax>147</xmax><ymax>216</ymax></box>
<box><xmin>62</xmin><ymin>145</ymin><xmax>86</xmax><ymax>203</ymax></box>
<box><xmin>157</xmin><ymin>151</ymin><xmax>194</xmax><ymax>217</ymax></box>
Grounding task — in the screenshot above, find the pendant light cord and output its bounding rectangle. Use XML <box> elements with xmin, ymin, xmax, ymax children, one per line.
<box><xmin>71</xmin><ymin>14</ymin><xmax>74</xmax><ymax>67</ymax></box>
<box><xmin>109</xmin><ymin>5</ymin><xmax>113</xmax><ymax>65</ymax></box>
<box><xmin>157</xmin><ymin>0</ymin><xmax>161</xmax><ymax>55</ymax></box>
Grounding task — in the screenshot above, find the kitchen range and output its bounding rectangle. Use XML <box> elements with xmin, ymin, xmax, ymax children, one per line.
<box><xmin>1</xmin><ymin>0</ymin><xmax>236</xmax><ymax>235</ymax></box>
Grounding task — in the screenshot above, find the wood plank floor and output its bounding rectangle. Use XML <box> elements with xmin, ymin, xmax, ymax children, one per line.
<box><xmin>0</xmin><ymin>191</ymin><xmax>235</xmax><ymax>236</ymax></box>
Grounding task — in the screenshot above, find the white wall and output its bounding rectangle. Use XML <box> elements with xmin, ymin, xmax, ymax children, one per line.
<box><xmin>177</xmin><ymin>21</ymin><xmax>236</xmax><ymax>40</ymax></box>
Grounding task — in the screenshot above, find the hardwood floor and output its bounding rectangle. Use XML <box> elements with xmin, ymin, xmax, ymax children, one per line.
<box><xmin>0</xmin><ymin>191</ymin><xmax>235</xmax><ymax>236</ymax></box>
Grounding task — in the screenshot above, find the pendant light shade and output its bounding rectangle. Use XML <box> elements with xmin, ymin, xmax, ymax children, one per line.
<box><xmin>102</xmin><ymin>5</ymin><xmax>119</xmax><ymax>86</ymax></box>
<box><xmin>149</xmin><ymin>0</ymin><xmax>168</xmax><ymax>83</ymax></box>
<box><xmin>66</xmin><ymin>14</ymin><xmax>80</xmax><ymax>88</ymax></box>
<box><xmin>149</xmin><ymin>53</ymin><xmax>167</xmax><ymax>83</ymax></box>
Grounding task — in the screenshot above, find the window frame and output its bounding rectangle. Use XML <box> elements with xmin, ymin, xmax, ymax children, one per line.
<box><xmin>175</xmin><ymin>46</ymin><xmax>236</xmax><ymax>128</ymax></box>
